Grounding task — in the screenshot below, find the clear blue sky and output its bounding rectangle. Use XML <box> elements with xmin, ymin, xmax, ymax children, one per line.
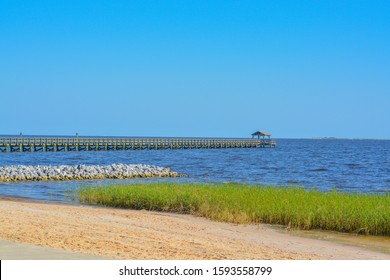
<box><xmin>1</xmin><ymin>1</ymin><xmax>389</xmax><ymax>138</ymax></box>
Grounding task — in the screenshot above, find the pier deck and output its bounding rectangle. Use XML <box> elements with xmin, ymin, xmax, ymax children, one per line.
<box><xmin>0</xmin><ymin>137</ymin><xmax>276</xmax><ymax>153</ymax></box>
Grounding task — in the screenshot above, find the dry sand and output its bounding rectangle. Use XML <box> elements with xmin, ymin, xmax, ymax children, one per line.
<box><xmin>1</xmin><ymin>199</ymin><xmax>389</xmax><ymax>260</ymax></box>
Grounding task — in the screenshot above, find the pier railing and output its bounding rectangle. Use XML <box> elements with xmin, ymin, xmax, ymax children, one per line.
<box><xmin>0</xmin><ymin>137</ymin><xmax>276</xmax><ymax>152</ymax></box>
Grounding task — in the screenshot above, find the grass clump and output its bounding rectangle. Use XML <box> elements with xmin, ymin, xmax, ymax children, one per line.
<box><xmin>77</xmin><ymin>183</ymin><xmax>390</xmax><ymax>236</ymax></box>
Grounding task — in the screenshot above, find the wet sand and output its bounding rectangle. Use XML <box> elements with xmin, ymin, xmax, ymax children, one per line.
<box><xmin>1</xmin><ymin>199</ymin><xmax>389</xmax><ymax>260</ymax></box>
<box><xmin>0</xmin><ymin>239</ymin><xmax>108</xmax><ymax>260</ymax></box>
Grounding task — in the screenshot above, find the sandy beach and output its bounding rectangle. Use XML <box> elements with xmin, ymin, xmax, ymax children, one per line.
<box><xmin>1</xmin><ymin>198</ymin><xmax>389</xmax><ymax>260</ymax></box>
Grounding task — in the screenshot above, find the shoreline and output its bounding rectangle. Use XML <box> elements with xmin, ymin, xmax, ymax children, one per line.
<box><xmin>1</xmin><ymin>197</ymin><xmax>390</xmax><ymax>260</ymax></box>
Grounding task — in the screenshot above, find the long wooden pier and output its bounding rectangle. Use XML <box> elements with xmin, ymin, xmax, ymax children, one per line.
<box><xmin>0</xmin><ymin>136</ymin><xmax>276</xmax><ymax>153</ymax></box>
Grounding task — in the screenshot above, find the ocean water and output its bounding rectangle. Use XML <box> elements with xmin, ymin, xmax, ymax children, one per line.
<box><xmin>0</xmin><ymin>139</ymin><xmax>389</xmax><ymax>202</ymax></box>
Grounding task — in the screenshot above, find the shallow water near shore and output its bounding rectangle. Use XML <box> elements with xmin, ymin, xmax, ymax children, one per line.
<box><xmin>0</xmin><ymin>139</ymin><xmax>389</xmax><ymax>201</ymax></box>
<box><xmin>273</xmin><ymin>225</ymin><xmax>390</xmax><ymax>256</ymax></box>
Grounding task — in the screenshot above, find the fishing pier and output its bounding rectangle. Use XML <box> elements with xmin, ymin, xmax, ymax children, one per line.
<box><xmin>0</xmin><ymin>133</ymin><xmax>276</xmax><ymax>153</ymax></box>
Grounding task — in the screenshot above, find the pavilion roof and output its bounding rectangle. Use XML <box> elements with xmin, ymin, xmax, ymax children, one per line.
<box><xmin>251</xmin><ymin>131</ymin><xmax>271</xmax><ymax>137</ymax></box>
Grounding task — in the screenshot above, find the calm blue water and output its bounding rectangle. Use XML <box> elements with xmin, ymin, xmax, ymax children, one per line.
<box><xmin>0</xmin><ymin>139</ymin><xmax>389</xmax><ymax>201</ymax></box>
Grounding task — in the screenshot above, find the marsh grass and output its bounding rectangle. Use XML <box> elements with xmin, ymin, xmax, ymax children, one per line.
<box><xmin>77</xmin><ymin>183</ymin><xmax>390</xmax><ymax>236</ymax></box>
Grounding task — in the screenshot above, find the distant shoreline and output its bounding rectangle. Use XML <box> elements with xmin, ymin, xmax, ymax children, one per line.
<box><xmin>311</xmin><ymin>137</ymin><xmax>390</xmax><ymax>140</ymax></box>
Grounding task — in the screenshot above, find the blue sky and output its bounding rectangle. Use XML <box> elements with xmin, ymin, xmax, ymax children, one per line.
<box><xmin>1</xmin><ymin>1</ymin><xmax>389</xmax><ymax>138</ymax></box>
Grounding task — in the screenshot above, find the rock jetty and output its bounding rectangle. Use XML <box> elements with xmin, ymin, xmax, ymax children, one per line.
<box><xmin>0</xmin><ymin>164</ymin><xmax>179</xmax><ymax>182</ymax></box>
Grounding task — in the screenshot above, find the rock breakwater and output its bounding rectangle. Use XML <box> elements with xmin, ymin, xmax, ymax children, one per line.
<box><xmin>0</xmin><ymin>164</ymin><xmax>179</xmax><ymax>182</ymax></box>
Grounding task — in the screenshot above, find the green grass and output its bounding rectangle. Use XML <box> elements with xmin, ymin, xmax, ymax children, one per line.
<box><xmin>76</xmin><ymin>183</ymin><xmax>390</xmax><ymax>236</ymax></box>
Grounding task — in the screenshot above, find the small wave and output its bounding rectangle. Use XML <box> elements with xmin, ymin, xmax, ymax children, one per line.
<box><xmin>261</xmin><ymin>167</ymin><xmax>281</xmax><ymax>171</ymax></box>
<box><xmin>309</xmin><ymin>168</ymin><xmax>328</xmax><ymax>172</ymax></box>
<box><xmin>346</xmin><ymin>163</ymin><xmax>361</xmax><ymax>169</ymax></box>
<box><xmin>287</xmin><ymin>180</ymin><xmax>300</xmax><ymax>184</ymax></box>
